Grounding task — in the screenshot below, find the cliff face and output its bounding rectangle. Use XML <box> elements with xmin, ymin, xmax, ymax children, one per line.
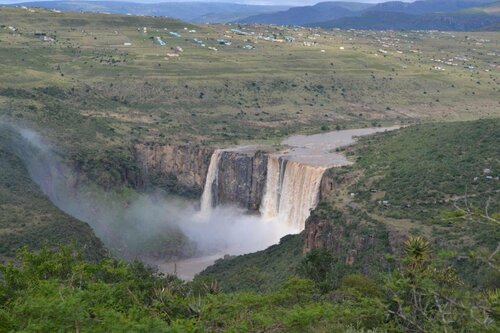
<box><xmin>303</xmin><ymin>168</ymin><xmax>392</xmax><ymax>270</ymax></box>
<box><xmin>303</xmin><ymin>208</ymin><xmax>391</xmax><ymax>272</ymax></box>
<box><xmin>303</xmin><ymin>214</ymin><xmax>375</xmax><ymax>265</ymax></box>
<box><xmin>217</xmin><ymin>150</ymin><xmax>268</xmax><ymax>210</ymax></box>
<box><xmin>134</xmin><ymin>143</ymin><xmax>212</xmax><ymax>196</ymax></box>
<box><xmin>134</xmin><ymin>143</ymin><xmax>269</xmax><ymax>210</ymax></box>
<box><xmin>134</xmin><ymin>142</ymin><xmax>339</xmax><ymax>215</ymax></box>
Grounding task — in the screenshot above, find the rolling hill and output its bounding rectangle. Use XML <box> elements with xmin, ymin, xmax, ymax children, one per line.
<box><xmin>309</xmin><ymin>9</ymin><xmax>500</xmax><ymax>31</ymax></box>
<box><xmin>236</xmin><ymin>1</ymin><xmax>374</xmax><ymax>26</ymax></box>
<box><xmin>234</xmin><ymin>0</ymin><xmax>499</xmax><ymax>27</ymax></box>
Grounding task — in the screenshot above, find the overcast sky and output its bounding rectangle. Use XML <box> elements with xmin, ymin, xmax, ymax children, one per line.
<box><xmin>0</xmin><ymin>0</ymin><xmax>414</xmax><ymax>6</ymax></box>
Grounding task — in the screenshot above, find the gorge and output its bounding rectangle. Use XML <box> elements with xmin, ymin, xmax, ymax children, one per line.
<box><xmin>1</xmin><ymin>121</ymin><xmax>398</xmax><ymax>280</ymax></box>
<box><xmin>162</xmin><ymin>126</ymin><xmax>400</xmax><ymax>278</ymax></box>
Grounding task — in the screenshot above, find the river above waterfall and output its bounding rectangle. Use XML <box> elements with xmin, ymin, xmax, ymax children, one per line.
<box><xmin>281</xmin><ymin>126</ymin><xmax>401</xmax><ymax>167</ymax></box>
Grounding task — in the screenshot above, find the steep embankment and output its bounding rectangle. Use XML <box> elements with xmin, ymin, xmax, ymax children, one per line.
<box><xmin>134</xmin><ymin>143</ymin><xmax>212</xmax><ymax>198</ymax></box>
<box><xmin>134</xmin><ymin>144</ymin><xmax>269</xmax><ymax>209</ymax></box>
<box><xmin>200</xmin><ymin>119</ymin><xmax>500</xmax><ymax>291</ymax></box>
<box><xmin>0</xmin><ymin>125</ymin><xmax>107</xmax><ymax>261</ymax></box>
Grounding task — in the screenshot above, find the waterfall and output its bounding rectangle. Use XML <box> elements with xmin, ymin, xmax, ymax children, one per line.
<box><xmin>276</xmin><ymin>161</ymin><xmax>326</xmax><ymax>230</ymax></box>
<box><xmin>200</xmin><ymin>149</ymin><xmax>222</xmax><ymax>214</ymax></box>
<box><xmin>201</xmin><ymin>150</ymin><xmax>327</xmax><ymax>231</ymax></box>
<box><xmin>260</xmin><ymin>156</ymin><xmax>326</xmax><ymax>230</ymax></box>
<box><xmin>260</xmin><ymin>155</ymin><xmax>283</xmax><ymax>219</ymax></box>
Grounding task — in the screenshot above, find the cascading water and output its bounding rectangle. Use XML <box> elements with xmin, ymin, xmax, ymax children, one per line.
<box><xmin>274</xmin><ymin>161</ymin><xmax>326</xmax><ymax>230</ymax></box>
<box><xmin>259</xmin><ymin>155</ymin><xmax>281</xmax><ymax>219</ymax></box>
<box><xmin>201</xmin><ymin>150</ymin><xmax>326</xmax><ymax>231</ymax></box>
<box><xmin>200</xmin><ymin>149</ymin><xmax>222</xmax><ymax>214</ymax></box>
<box><xmin>260</xmin><ymin>156</ymin><xmax>326</xmax><ymax>230</ymax></box>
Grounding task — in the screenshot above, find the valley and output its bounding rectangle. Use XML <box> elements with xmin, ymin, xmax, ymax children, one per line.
<box><xmin>0</xmin><ymin>3</ymin><xmax>499</xmax><ymax>332</ymax></box>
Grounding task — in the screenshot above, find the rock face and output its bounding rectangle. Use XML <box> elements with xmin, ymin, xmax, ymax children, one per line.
<box><xmin>303</xmin><ymin>215</ymin><xmax>373</xmax><ymax>263</ymax></box>
<box><xmin>134</xmin><ymin>143</ymin><xmax>213</xmax><ymax>196</ymax></box>
<box><xmin>134</xmin><ymin>142</ymin><xmax>335</xmax><ymax>215</ymax></box>
<box><xmin>303</xmin><ymin>210</ymin><xmax>389</xmax><ymax>269</ymax></box>
<box><xmin>217</xmin><ymin>150</ymin><xmax>268</xmax><ymax>210</ymax></box>
<box><xmin>134</xmin><ymin>143</ymin><xmax>269</xmax><ymax>210</ymax></box>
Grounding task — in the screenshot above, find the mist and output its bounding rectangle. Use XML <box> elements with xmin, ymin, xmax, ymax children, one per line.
<box><xmin>0</xmin><ymin>121</ymin><xmax>297</xmax><ymax>265</ymax></box>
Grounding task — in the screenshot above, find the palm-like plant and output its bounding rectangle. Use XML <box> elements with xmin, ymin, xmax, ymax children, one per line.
<box><xmin>403</xmin><ymin>236</ymin><xmax>431</xmax><ymax>271</ymax></box>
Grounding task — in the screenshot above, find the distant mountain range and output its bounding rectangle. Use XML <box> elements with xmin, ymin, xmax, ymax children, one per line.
<box><xmin>307</xmin><ymin>1</ymin><xmax>500</xmax><ymax>30</ymax></box>
<box><xmin>310</xmin><ymin>9</ymin><xmax>500</xmax><ymax>31</ymax></box>
<box><xmin>7</xmin><ymin>0</ymin><xmax>500</xmax><ymax>30</ymax></box>
<box><xmin>236</xmin><ymin>2</ymin><xmax>373</xmax><ymax>26</ymax></box>
<box><xmin>239</xmin><ymin>0</ymin><xmax>500</xmax><ymax>30</ymax></box>
<box><xmin>10</xmin><ymin>1</ymin><xmax>290</xmax><ymax>23</ymax></box>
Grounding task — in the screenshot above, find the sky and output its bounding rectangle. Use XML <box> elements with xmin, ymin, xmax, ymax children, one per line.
<box><xmin>0</xmin><ymin>0</ymin><xmax>414</xmax><ymax>6</ymax></box>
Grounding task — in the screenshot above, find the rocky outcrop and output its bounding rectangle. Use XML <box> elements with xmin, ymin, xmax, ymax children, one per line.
<box><xmin>217</xmin><ymin>150</ymin><xmax>268</xmax><ymax>210</ymax></box>
<box><xmin>303</xmin><ymin>209</ymin><xmax>389</xmax><ymax>269</ymax></box>
<box><xmin>134</xmin><ymin>143</ymin><xmax>269</xmax><ymax>210</ymax></box>
<box><xmin>134</xmin><ymin>143</ymin><xmax>212</xmax><ymax>196</ymax></box>
<box><xmin>318</xmin><ymin>168</ymin><xmax>359</xmax><ymax>200</ymax></box>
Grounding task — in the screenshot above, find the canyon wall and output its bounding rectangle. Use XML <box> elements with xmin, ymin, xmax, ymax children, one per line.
<box><xmin>135</xmin><ymin>143</ymin><xmax>270</xmax><ymax>210</ymax></box>
<box><xmin>303</xmin><ymin>206</ymin><xmax>391</xmax><ymax>271</ymax></box>
<box><xmin>134</xmin><ymin>143</ymin><xmax>213</xmax><ymax>196</ymax></box>
<box><xmin>217</xmin><ymin>150</ymin><xmax>268</xmax><ymax>211</ymax></box>
<box><xmin>135</xmin><ymin>143</ymin><xmax>338</xmax><ymax>227</ymax></box>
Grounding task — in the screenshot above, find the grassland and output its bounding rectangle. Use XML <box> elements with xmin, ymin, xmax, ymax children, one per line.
<box><xmin>0</xmin><ymin>6</ymin><xmax>497</xmax><ymax>191</ymax></box>
<box><xmin>1</xmin><ymin>6</ymin><xmax>499</xmax><ymax>151</ymax></box>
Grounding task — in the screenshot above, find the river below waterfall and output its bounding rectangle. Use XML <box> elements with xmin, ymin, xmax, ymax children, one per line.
<box><xmin>159</xmin><ymin>126</ymin><xmax>400</xmax><ymax>280</ymax></box>
<box><xmin>158</xmin><ymin>254</ymin><xmax>224</xmax><ymax>281</ymax></box>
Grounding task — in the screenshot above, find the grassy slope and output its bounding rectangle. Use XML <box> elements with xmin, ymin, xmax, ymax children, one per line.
<box><xmin>0</xmin><ymin>7</ymin><xmax>498</xmax><ymax>149</ymax></box>
<box><xmin>351</xmin><ymin>119</ymin><xmax>500</xmax><ymax>220</ymax></box>
<box><xmin>0</xmin><ymin>132</ymin><xmax>107</xmax><ymax>261</ymax></box>
<box><xmin>202</xmin><ymin>119</ymin><xmax>500</xmax><ymax>290</ymax></box>
<box><xmin>348</xmin><ymin>119</ymin><xmax>500</xmax><ymax>287</ymax></box>
<box><xmin>201</xmin><ymin>234</ymin><xmax>304</xmax><ymax>292</ymax></box>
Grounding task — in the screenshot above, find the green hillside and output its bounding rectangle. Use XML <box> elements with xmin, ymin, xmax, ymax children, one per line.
<box><xmin>0</xmin><ymin>126</ymin><xmax>106</xmax><ymax>261</ymax></box>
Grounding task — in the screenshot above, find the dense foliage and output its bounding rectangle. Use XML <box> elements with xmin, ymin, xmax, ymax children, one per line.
<box><xmin>0</xmin><ymin>243</ymin><xmax>498</xmax><ymax>332</ymax></box>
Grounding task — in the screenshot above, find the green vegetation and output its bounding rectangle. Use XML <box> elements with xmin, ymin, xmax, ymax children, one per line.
<box><xmin>201</xmin><ymin>234</ymin><xmax>304</xmax><ymax>292</ymax></box>
<box><xmin>351</xmin><ymin>119</ymin><xmax>500</xmax><ymax>219</ymax></box>
<box><xmin>0</xmin><ymin>7</ymin><xmax>499</xmax><ymax>331</ymax></box>
<box><xmin>0</xmin><ymin>128</ymin><xmax>106</xmax><ymax>261</ymax></box>
<box><xmin>1</xmin><ymin>242</ymin><xmax>497</xmax><ymax>332</ymax></box>
<box><xmin>342</xmin><ymin>120</ymin><xmax>500</xmax><ymax>287</ymax></box>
